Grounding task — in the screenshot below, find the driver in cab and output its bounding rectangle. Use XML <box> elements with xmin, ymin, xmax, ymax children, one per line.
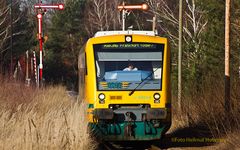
<box><xmin>123</xmin><ymin>63</ymin><xmax>138</xmax><ymax>71</ymax></box>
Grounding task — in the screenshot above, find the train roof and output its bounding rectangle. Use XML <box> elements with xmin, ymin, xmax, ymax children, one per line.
<box><xmin>94</xmin><ymin>30</ymin><xmax>157</xmax><ymax>37</ymax></box>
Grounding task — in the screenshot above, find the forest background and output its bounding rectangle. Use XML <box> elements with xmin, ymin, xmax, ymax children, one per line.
<box><xmin>0</xmin><ymin>0</ymin><xmax>239</xmax><ymax>93</ymax></box>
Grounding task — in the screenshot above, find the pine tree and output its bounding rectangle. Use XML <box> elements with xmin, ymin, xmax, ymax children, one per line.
<box><xmin>45</xmin><ymin>0</ymin><xmax>87</xmax><ymax>89</ymax></box>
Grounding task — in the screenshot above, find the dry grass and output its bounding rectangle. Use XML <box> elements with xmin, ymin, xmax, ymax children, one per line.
<box><xmin>0</xmin><ymin>75</ymin><xmax>239</xmax><ymax>149</ymax></box>
<box><xmin>171</xmin><ymin>76</ymin><xmax>240</xmax><ymax>149</ymax></box>
<box><xmin>0</xmin><ymin>80</ymin><xmax>95</xmax><ymax>150</ymax></box>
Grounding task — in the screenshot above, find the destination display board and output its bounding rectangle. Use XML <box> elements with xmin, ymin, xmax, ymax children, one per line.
<box><xmin>102</xmin><ymin>43</ymin><xmax>157</xmax><ymax>49</ymax></box>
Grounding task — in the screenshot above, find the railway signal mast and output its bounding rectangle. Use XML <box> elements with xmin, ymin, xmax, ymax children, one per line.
<box><xmin>34</xmin><ymin>2</ymin><xmax>64</xmax><ymax>86</ymax></box>
<box><xmin>117</xmin><ymin>2</ymin><xmax>148</xmax><ymax>31</ymax></box>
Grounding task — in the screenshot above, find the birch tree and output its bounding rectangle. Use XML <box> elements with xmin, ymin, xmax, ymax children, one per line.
<box><xmin>148</xmin><ymin>0</ymin><xmax>207</xmax><ymax>51</ymax></box>
<box><xmin>84</xmin><ymin>0</ymin><xmax>121</xmax><ymax>37</ymax></box>
<box><xmin>0</xmin><ymin>0</ymin><xmax>10</xmax><ymax>54</ymax></box>
<box><xmin>0</xmin><ymin>0</ymin><xmax>35</xmax><ymax>75</ymax></box>
<box><xmin>147</xmin><ymin>0</ymin><xmax>208</xmax><ymax>81</ymax></box>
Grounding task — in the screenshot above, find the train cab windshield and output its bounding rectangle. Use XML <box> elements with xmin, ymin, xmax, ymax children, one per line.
<box><xmin>93</xmin><ymin>43</ymin><xmax>164</xmax><ymax>91</ymax></box>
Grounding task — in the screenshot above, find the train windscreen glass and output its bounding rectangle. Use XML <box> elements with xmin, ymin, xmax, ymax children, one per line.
<box><xmin>93</xmin><ymin>43</ymin><xmax>164</xmax><ymax>91</ymax></box>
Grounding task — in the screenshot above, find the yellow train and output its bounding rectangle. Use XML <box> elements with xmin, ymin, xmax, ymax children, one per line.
<box><xmin>78</xmin><ymin>30</ymin><xmax>171</xmax><ymax>141</ymax></box>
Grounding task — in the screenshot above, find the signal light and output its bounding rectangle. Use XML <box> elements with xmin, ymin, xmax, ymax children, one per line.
<box><xmin>141</xmin><ymin>4</ymin><xmax>148</xmax><ymax>10</ymax></box>
<box><xmin>58</xmin><ymin>4</ymin><xmax>64</xmax><ymax>10</ymax></box>
<box><xmin>37</xmin><ymin>14</ymin><xmax>42</xmax><ymax>19</ymax></box>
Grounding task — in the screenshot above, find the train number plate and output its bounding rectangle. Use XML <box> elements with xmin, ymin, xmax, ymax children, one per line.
<box><xmin>107</xmin><ymin>82</ymin><xmax>122</xmax><ymax>89</ymax></box>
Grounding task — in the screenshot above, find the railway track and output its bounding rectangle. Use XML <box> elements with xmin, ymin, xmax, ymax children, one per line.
<box><xmin>101</xmin><ymin>142</ymin><xmax>117</xmax><ymax>150</ymax></box>
<box><xmin>148</xmin><ymin>145</ymin><xmax>162</xmax><ymax>150</ymax></box>
<box><xmin>99</xmin><ymin>141</ymin><xmax>164</xmax><ymax>150</ymax></box>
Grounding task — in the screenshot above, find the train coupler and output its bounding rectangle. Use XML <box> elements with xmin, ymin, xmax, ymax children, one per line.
<box><xmin>124</xmin><ymin>112</ymin><xmax>135</xmax><ymax>137</ymax></box>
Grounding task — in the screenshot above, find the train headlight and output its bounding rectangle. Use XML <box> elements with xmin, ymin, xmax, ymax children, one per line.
<box><xmin>153</xmin><ymin>93</ymin><xmax>160</xmax><ymax>103</ymax></box>
<box><xmin>98</xmin><ymin>93</ymin><xmax>105</xmax><ymax>104</ymax></box>
<box><xmin>153</xmin><ymin>93</ymin><xmax>160</xmax><ymax>100</ymax></box>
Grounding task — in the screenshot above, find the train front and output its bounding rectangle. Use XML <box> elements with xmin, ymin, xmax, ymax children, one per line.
<box><xmin>86</xmin><ymin>32</ymin><xmax>171</xmax><ymax>141</ymax></box>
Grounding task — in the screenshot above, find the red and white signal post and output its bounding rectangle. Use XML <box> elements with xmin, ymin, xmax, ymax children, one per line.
<box><xmin>118</xmin><ymin>2</ymin><xmax>148</xmax><ymax>31</ymax></box>
<box><xmin>34</xmin><ymin>2</ymin><xmax>64</xmax><ymax>86</ymax></box>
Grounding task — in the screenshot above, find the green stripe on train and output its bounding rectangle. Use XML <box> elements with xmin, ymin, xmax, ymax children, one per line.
<box><xmin>88</xmin><ymin>122</ymin><xmax>169</xmax><ymax>141</ymax></box>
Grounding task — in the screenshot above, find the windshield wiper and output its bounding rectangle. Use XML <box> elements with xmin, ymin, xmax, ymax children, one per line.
<box><xmin>129</xmin><ymin>68</ymin><xmax>161</xmax><ymax>96</ymax></box>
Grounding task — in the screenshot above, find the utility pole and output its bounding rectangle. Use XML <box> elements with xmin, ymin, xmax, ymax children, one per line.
<box><xmin>10</xmin><ymin>0</ymin><xmax>13</xmax><ymax>78</ymax></box>
<box><xmin>225</xmin><ymin>0</ymin><xmax>231</xmax><ymax>112</ymax></box>
<box><xmin>152</xmin><ymin>15</ymin><xmax>156</xmax><ymax>32</ymax></box>
<box><xmin>146</xmin><ymin>15</ymin><xmax>162</xmax><ymax>34</ymax></box>
<box><xmin>178</xmin><ymin>0</ymin><xmax>183</xmax><ymax>111</ymax></box>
